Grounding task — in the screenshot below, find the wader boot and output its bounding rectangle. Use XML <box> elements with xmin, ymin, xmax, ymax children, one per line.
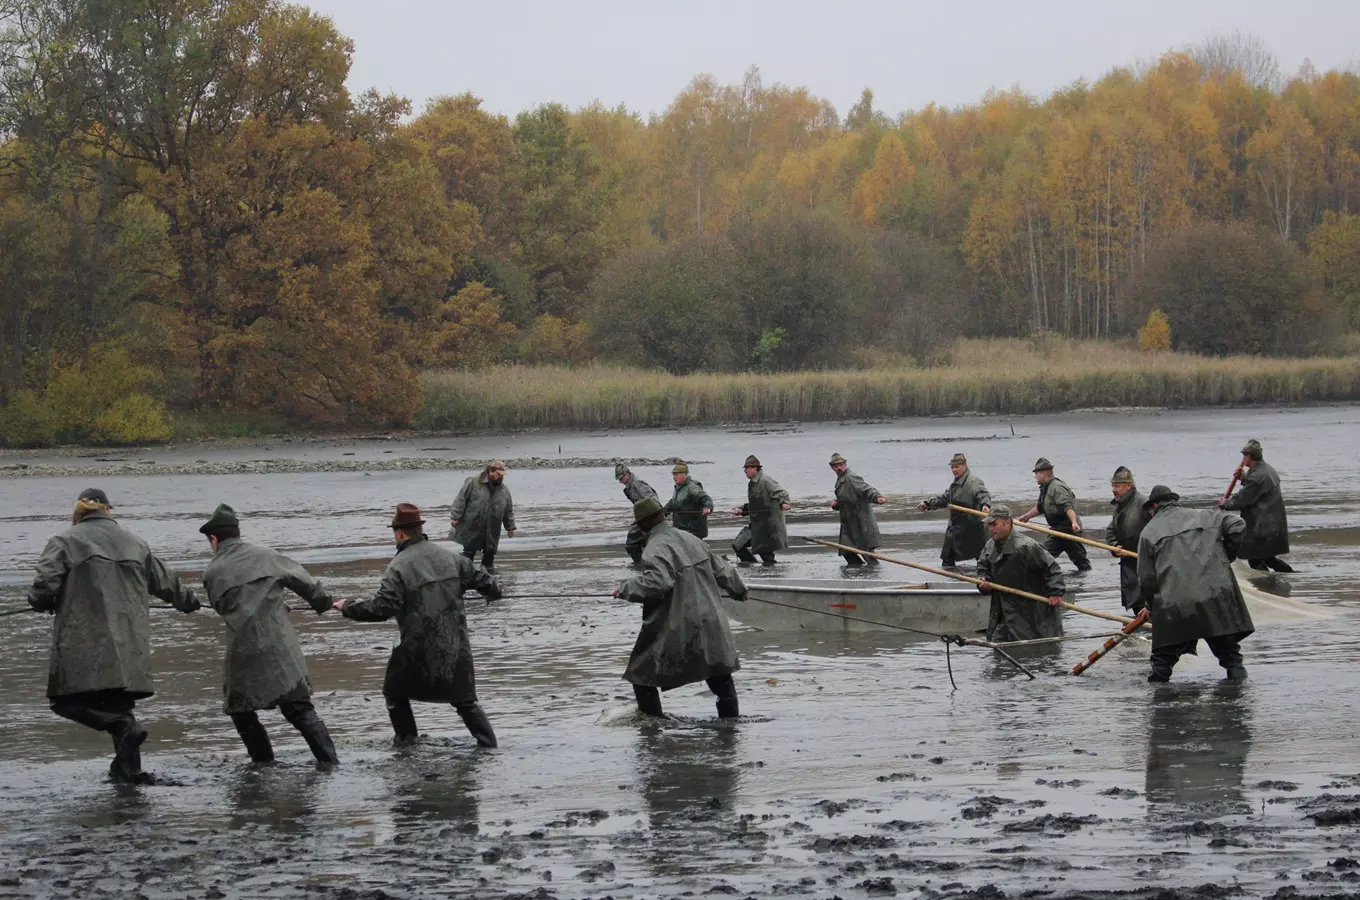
<box><xmin>230</xmin><ymin>712</ymin><xmax>275</xmax><ymax>764</ymax></box>
<box><xmin>734</xmin><ymin>546</ymin><xmax>757</xmax><ymax>564</ymax></box>
<box><xmin>1205</xmin><ymin>635</ymin><xmax>1247</xmax><ymax>680</ymax></box>
<box><xmin>759</xmin><ymin>552</ymin><xmax>776</xmax><ymax>566</ymax></box>
<box><xmin>52</xmin><ymin>695</ymin><xmax>149</xmax><ymax>783</ymax></box>
<box><xmin>841</xmin><ymin>552</ymin><xmax>864</xmax><ymax>566</ymax></box>
<box><xmin>280</xmin><ymin>701</ymin><xmax>339</xmax><ymax>764</ymax></box>
<box><xmin>454</xmin><ymin>702</ymin><xmax>497</xmax><ymax>748</ymax></box>
<box><xmin>707</xmin><ymin>675</ymin><xmax>739</xmax><ymax>719</ymax></box>
<box><xmin>633</xmin><ymin>685</ymin><xmax>665</xmax><ymax>718</ymax></box>
<box><xmin>1251</xmin><ymin>557</ymin><xmax>1295</xmax><ymax>573</ymax></box>
<box><xmin>385</xmin><ymin>696</ymin><xmax>420</xmax><ymax>746</ymax></box>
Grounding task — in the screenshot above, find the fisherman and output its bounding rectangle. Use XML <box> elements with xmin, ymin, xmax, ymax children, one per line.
<box><xmin>664</xmin><ymin>461</ymin><xmax>713</xmax><ymax>539</ymax></box>
<box><xmin>27</xmin><ymin>488</ymin><xmax>199</xmax><ymax>784</ymax></box>
<box><xmin>829</xmin><ymin>452</ymin><xmax>886</xmax><ymax>565</ymax></box>
<box><xmin>730</xmin><ymin>454</ymin><xmax>791</xmax><ymax>565</ymax></box>
<box><xmin>975</xmin><ymin>504</ymin><xmax>1065</xmax><ymax>642</ymax></box>
<box><xmin>1105</xmin><ymin>466</ymin><xmax>1150</xmax><ymax>612</ymax></box>
<box><xmin>917</xmin><ymin>453</ymin><xmax>992</xmax><ymax>567</ymax></box>
<box><xmin>1219</xmin><ymin>438</ymin><xmax>1293</xmax><ymax>573</ymax></box>
<box><xmin>1018</xmin><ymin>458</ymin><xmax>1091</xmax><ymax>572</ymax></box>
<box><xmin>450</xmin><ymin>460</ymin><xmax>516</xmax><ymax>573</ymax></box>
<box><xmin>1140</xmin><ymin>485</ymin><xmax>1253</xmax><ymax>682</ymax></box>
<box><xmin>197</xmin><ymin>503</ymin><xmax>340</xmax><ymax>766</ymax></box>
<box><xmin>614</xmin><ymin>497</ymin><xmax>748</xmax><ymax>719</ymax></box>
<box><xmin>616</xmin><ymin>463</ymin><xmax>658</xmax><ymax>564</ymax></box>
<box><xmin>335</xmin><ymin>503</ymin><xmax>501</xmax><ymax>747</ymax></box>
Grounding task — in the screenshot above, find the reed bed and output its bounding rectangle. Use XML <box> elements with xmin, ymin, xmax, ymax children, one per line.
<box><xmin>416</xmin><ymin>340</ymin><xmax>1360</xmax><ymax>431</ymax></box>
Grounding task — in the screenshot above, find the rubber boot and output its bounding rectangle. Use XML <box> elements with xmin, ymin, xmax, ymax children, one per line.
<box><xmin>842</xmin><ymin>552</ymin><xmax>863</xmax><ymax>567</ymax></box>
<box><xmin>734</xmin><ymin>546</ymin><xmax>757</xmax><ymax>564</ymax></box>
<box><xmin>1146</xmin><ymin>670</ymin><xmax>1171</xmax><ymax>683</ymax></box>
<box><xmin>759</xmin><ymin>552</ymin><xmax>776</xmax><ymax>566</ymax></box>
<box><xmin>1267</xmin><ymin>558</ymin><xmax>1295</xmax><ymax>574</ymax></box>
<box><xmin>455</xmin><ymin>702</ymin><xmax>498</xmax><ymax>748</ymax></box>
<box><xmin>281</xmin><ymin>703</ymin><xmax>339</xmax><ymax>765</ymax></box>
<box><xmin>386</xmin><ymin>697</ymin><xmax>420</xmax><ymax>746</ymax></box>
<box><xmin>633</xmin><ymin>685</ymin><xmax>665</xmax><ymax>718</ymax></box>
<box><xmin>1248</xmin><ymin>559</ymin><xmax>1270</xmax><ymax>571</ymax></box>
<box><xmin>1225</xmin><ymin>666</ymin><xmax>1248</xmax><ymax>681</ymax></box>
<box><xmin>866</xmin><ymin>557</ymin><xmax>879</xmax><ymax>566</ymax></box>
<box><xmin>109</xmin><ymin>715</ymin><xmax>149</xmax><ymax>784</ymax></box>
<box><xmin>231</xmin><ymin>712</ymin><xmax>275</xmax><ymax>764</ymax></box>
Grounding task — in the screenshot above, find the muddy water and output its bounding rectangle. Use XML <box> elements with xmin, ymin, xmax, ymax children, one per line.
<box><xmin>4</xmin><ymin>407</ymin><xmax>1360</xmax><ymax>899</ymax></box>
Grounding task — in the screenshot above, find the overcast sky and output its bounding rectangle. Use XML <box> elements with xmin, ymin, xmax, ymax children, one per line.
<box><xmin>305</xmin><ymin>0</ymin><xmax>1358</xmax><ymax>120</ymax></box>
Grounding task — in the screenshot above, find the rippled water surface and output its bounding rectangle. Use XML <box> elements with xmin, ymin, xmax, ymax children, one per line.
<box><xmin>3</xmin><ymin>407</ymin><xmax>1360</xmax><ymax>899</ymax></box>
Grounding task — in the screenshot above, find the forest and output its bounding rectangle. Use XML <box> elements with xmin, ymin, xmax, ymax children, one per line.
<box><xmin>2</xmin><ymin>1</ymin><xmax>1359</xmax><ymax>442</ymax></box>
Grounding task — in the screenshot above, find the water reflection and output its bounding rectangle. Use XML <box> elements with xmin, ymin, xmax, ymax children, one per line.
<box><xmin>389</xmin><ymin>753</ymin><xmax>482</xmax><ymax>827</ymax></box>
<box><xmin>638</xmin><ymin>723</ymin><xmax>740</xmax><ymax>834</ymax></box>
<box><xmin>1144</xmin><ymin>683</ymin><xmax>1253</xmax><ymax>818</ymax></box>
<box><xmin>228</xmin><ymin>766</ymin><xmax>326</xmax><ymax>833</ymax></box>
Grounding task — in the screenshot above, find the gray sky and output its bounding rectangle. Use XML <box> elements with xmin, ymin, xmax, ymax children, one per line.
<box><xmin>305</xmin><ymin>0</ymin><xmax>1358</xmax><ymax>119</ymax></box>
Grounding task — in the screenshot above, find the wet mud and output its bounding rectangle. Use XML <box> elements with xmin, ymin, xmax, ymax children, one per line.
<box><xmin>4</xmin><ymin>407</ymin><xmax>1360</xmax><ymax>898</ymax></box>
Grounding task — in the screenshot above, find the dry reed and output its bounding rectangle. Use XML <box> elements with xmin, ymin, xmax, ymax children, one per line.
<box><xmin>416</xmin><ymin>340</ymin><xmax>1360</xmax><ymax>431</ymax></box>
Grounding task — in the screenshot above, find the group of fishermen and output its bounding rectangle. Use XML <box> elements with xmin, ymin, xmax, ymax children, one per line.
<box><xmin>618</xmin><ymin>437</ymin><xmax>1291</xmax><ymax>683</ymax></box>
<box><xmin>25</xmin><ymin>438</ymin><xmax>1291</xmax><ymax>784</ymax></box>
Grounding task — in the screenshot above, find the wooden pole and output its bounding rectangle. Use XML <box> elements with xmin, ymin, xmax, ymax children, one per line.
<box><xmin>1070</xmin><ymin>608</ymin><xmax>1150</xmax><ymax>675</ymax></box>
<box><xmin>948</xmin><ymin>504</ymin><xmax>1136</xmax><ymax>558</ymax></box>
<box><xmin>803</xmin><ymin>537</ymin><xmax>1141</xmax><ymax>627</ymax></box>
<box><xmin>1221</xmin><ymin>459</ymin><xmax>1246</xmax><ymax>504</ymax></box>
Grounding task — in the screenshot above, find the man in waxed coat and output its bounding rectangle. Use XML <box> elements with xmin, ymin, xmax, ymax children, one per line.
<box><xmin>1220</xmin><ymin>438</ymin><xmax>1292</xmax><ymax>573</ymax></box>
<box><xmin>615</xmin><ymin>497</ymin><xmax>748</xmax><ymax>719</ymax></box>
<box><xmin>337</xmin><ymin>503</ymin><xmax>501</xmax><ymax>747</ymax></box>
<box><xmin>198</xmin><ymin>503</ymin><xmax>339</xmax><ymax>765</ymax></box>
<box><xmin>28</xmin><ymin>488</ymin><xmax>199</xmax><ymax>784</ymax></box>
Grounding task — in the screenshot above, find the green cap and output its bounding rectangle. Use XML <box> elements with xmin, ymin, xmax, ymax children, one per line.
<box><xmin>1111</xmin><ymin>466</ymin><xmax>1134</xmax><ymax>485</ymax></box>
<box><xmin>982</xmin><ymin>503</ymin><xmax>1012</xmax><ymax>523</ymax></box>
<box><xmin>672</xmin><ymin>462</ymin><xmax>689</xmax><ymax>475</ymax></box>
<box><xmin>950</xmin><ymin>453</ymin><xmax>967</xmax><ymax>466</ymax></box>
<box><xmin>199</xmin><ymin>503</ymin><xmax>240</xmax><ymax>535</ymax></box>
<box><xmin>1033</xmin><ymin>457</ymin><xmax>1053</xmax><ymax>472</ymax></box>
<box><xmin>632</xmin><ymin>496</ymin><xmax>664</xmax><ymax>524</ymax></box>
<box><xmin>614</xmin><ymin>462</ymin><xmax>630</xmax><ymax>480</ymax></box>
<box><xmin>1241</xmin><ymin>438</ymin><xmax>1263</xmax><ymax>460</ymax></box>
<box><xmin>830</xmin><ymin>453</ymin><xmax>847</xmax><ymax>466</ymax></box>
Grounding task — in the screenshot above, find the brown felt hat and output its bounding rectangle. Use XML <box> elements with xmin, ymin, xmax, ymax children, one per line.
<box><xmin>1033</xmin><ymin>457</ymin><xmax>1053</xmax><ymax>472</ymax></box>
<box><xmin>830</xmin><ymin>452</ymin><xmax>847</xmax><ymax>466</ymax></box>
<box><xmin>390</xmin><ymin>502</ymin><xmax>425</xmax><ymax>529</ymax></box>
<box><xmin>743</xmin><ymin>455</ymin><xmax>761</xmax><ymax>468</ymax></box>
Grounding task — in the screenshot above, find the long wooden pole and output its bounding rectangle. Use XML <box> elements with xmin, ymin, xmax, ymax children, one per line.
<box><xmin>1221</xmin><ymin>459</ymin><xmax>1246</xmax><ymax>504</ymax></box>
<box><xmin>1069</xmin><ymin>608</ymin><xmax>1149</xmax><ymax>675</ymax></box>
<box><xmin>803</xmin><ymin>537</ymin><xmax>1141</xmax><ymax>627</ymax></box>
<box><xmin>948</xmin><ymin>504</ymin><xmax>1136</xmax><ymax>558</ymax></box>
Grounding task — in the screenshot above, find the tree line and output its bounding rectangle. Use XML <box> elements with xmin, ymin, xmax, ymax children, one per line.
<box><xmin>2</xmin><ymin>2</ymin><xmax>1359</xmax><ymax>439</ymax></box>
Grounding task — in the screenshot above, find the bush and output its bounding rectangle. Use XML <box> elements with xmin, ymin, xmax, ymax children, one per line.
<box><xmin>1128</xmin><ymin>224</ymin><xmax>1339</xmax><ymax>356</ymax></box>
<box><xmin>1138</xmin><ymin>309</ymin><xmax>1172</xmax><ymax>351</ymax></box>
<box><xmin>0</xmin><ymin>348</ymin><xmax>174</xmax><ymax>447</ymax></box>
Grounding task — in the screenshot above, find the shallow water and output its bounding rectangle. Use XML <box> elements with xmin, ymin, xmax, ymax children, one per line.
<box><xmin>4</xmin><ymin>406</ymin><xmax>1360</xmax><ymax>899</ymax></box>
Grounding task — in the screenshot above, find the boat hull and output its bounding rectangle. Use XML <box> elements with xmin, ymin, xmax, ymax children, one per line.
<box><xmin>726</xmin><ymin>580</ymin><xmax>991</xmax><ymax>635</ymax></box>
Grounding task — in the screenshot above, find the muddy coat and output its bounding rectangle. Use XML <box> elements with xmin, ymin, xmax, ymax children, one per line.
<box><xmin>1038</xmin><ymin>477</ymin><xmax>1082</xmax><ymax>532</ymax></box>
<box><xmin>623</xmin><ymin>476</ymin><xmax>658</xmax><ymax>505</ymax></box>
<box><xmin>735</xmin><ymin>472</ymin><xmax>790</xmax><ymax>554</ymax></box>
<box><xmin>1137</xmin><ymin>502</ymin><xmax>1253</xmax><ymax>650</ymax></box>
<box><xmin>27</xmin><ymin>512</ymin><xmax>199</xmax><ymax>699</ymax></box>
<box><xmin>665</xmin><ymin>479</ymin><xmax>713</xmax><ymax>539</ymax></box>
<box><xmin>976</xmin><ymin>530</ymin><xmax>1065</xmax><ymax>642</ymax></box>
<box><xmin>201</xmin><ymin>538</ymin><xmax>334</xmax><ymax>714</ymax></box>
<box><xmin>450</xmin><ymin>472</ymin><xmax>516</xmax><ymax>554</ymax></box>
<box><xmin>1105</xmin><ymin>490</ymin><xmax>1150</xmax><ymax>609</ymax></box>
<box><xmin>342</xmin><ymin>536</ymin><xmax>501</xmax><ymax>704</ymax></box>
<box><xmin>616</xmin><ymin>521</ymin><xmax>747</xmax><ymax>689</ymax></box>
<box><xmin>1222</xmin><ymin>461</ymin><xmax>1289</xmax><ymax>559</ymax></box>
<box><xmin>834</xmin><ymin>470</ymin><xmax>883</xmax><ymax>552</ymax></box>
<box><xmin>924</xmin><ymin>469</ymin><xmax>992</xmax><ymax>561</ymax></box>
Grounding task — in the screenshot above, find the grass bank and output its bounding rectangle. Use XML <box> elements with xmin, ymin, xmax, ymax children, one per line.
<box><xmin>416</xmin><ymin>340</ymin><xmax>1360</xmax><ymax>431</ymax></box>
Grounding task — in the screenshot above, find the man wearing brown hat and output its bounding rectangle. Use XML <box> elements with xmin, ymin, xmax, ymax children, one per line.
<box><xmin>1219</xmin><ymin>438</ymin><xmax>1293</xmax><ymax>573</ymax></box>
<box><xmin>829</xmin><ymin>453</ymin><xmax>886</xmax><ymax>566</ymax></box>
<box><xmin>1105</xmin><ymin>467</ymin><xmax>1150</xmax><ymax>612</ymax></box>
<box><xmin>1018</xmin><ymin>458</ymin><xmax>1091</xmax><ymax>572</ymax></box>
<box><xmin>1139</xmin><ymin>486</ymin><xmax>1253</xmax><ymax>681</ymax></box>
<box><xmin>730</xmin><ymin>455</ymin><xmax>791</xmax><ymax>565</ymax></box>
<box><xmin>975</xmin><ymin>504</ymin><xmax>1066</xmax><ymax>642</ymax></box>
<box><xmin>28</xmin><ymin>488</ymin><xmax>199</xmax><ymax>784</ymax></box>
<box><xmin>918</xmin><ymin>453</ymin><xmax>991</xmax><ymax>567</ymax></box>
<box><xmin>664</xmin><ymin>462</ymin><xmax>713</xmax><ymax>539</ymax></box>
<box><xmin>198</xmin><ymin>503</ymin><xmax>340</xmax><ymax>765</ymax></box>
<box><xmin>335</xmin><ymin>503</ymin><xmax>502</xmax><ymax>747</ymax></box>
<box><xmin>450</xmin><ymin>460</ymin><xmax>516</xmax><ymax>573</ymax></box>
<box><xmin>616</xmin><ymin>463</ymin><xmax>658</xmax><ymax>565</ymax></box>
<box><xmin>614</xmin><ymin>497</ymin><xmax>748</xmax><ymax>719</ymax></box>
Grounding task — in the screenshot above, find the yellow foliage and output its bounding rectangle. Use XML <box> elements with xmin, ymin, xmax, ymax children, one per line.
<box><xmin>1139</xmin><ymin>309</ymin><xmax>1173</xmax><ymax>352</ymax></box>
<box><xmin>426</xmin><ymin>282</ymin><xmax>519</xmax><ymax>369</ymax></box>
<box><xmin>520</xmin><ymin>315</ymin><xmax>589</xmax><ymax>365</ymax></box>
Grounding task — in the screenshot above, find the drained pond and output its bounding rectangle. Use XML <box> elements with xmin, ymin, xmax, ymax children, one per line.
<box><xmin>2</xmin><ymin>406</ymin><xmax>1360</xmax><ymax>900</ymax></box>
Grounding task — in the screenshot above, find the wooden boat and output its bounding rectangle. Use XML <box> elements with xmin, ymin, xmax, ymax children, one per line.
<box><xmin>722</xmin><ymin>578</ymin><xmax>990</xmax><ymax>635</ymax></box>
